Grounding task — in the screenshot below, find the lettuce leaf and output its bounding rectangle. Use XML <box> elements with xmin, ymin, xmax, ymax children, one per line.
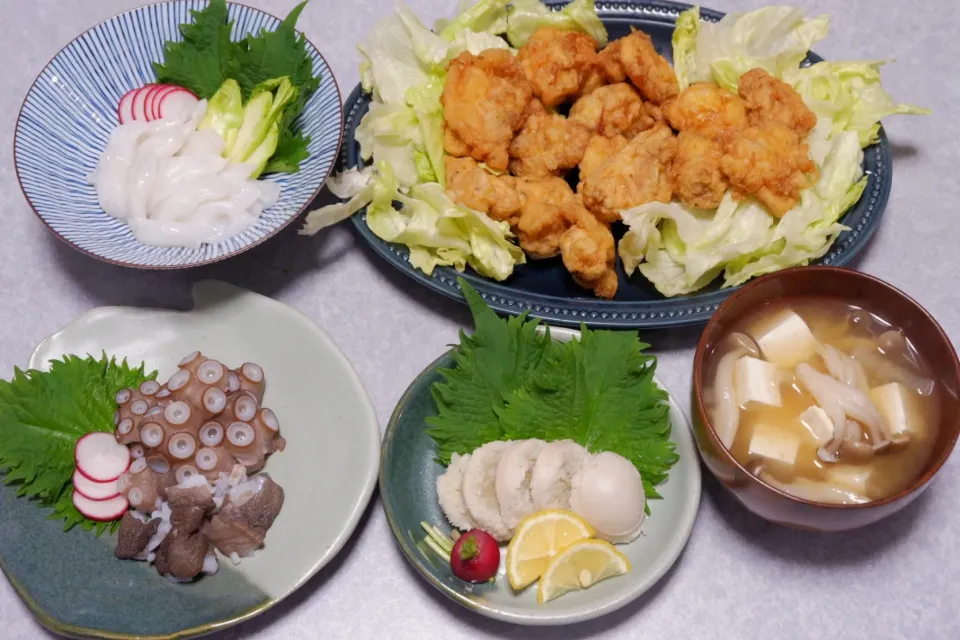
<box><xmin>506</xmin><ymin>0</ymin><xmax>608</xmax><ymax>48</ymax></box>
<box><xmin>785</xmin><ymin>61</ymin><xmax>931</xmax><ymax>147</ymax></box>
<box><xmin>302</xmin><ymin>163</ymin><xmax>524</xmax><ymax>280</ymax></box>
<box><xmin>438</xmin><ymin>0</ymin><xmax>509</xmax><ymax>41</ymax></box>
<box><xmin>303</xmin><ymin>1</ymin><xmax>523</xmax><ymax>280</ymax></box>
<box><xmin>620</xmin><ymin>131</ymin><xmax>869</xmax><ymax>296</ymax></box>
<box><xmin>672</xmin><ymin>5</ymin><xmax>828</xmax><ymax>91</ymax></box>
<box><xmin>619</xmin><ymin>196</ymin><xmax>775</xmax><ymax>297</ymax></box>
<box><xmin>628</xmin><ymin>5</ymin><xmax>930</xmax><ymax>296</ymax></box>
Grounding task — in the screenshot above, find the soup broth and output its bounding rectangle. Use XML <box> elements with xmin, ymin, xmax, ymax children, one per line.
<box><xmin>705</xmin><ymin>297</ymin><xmax>940</xmax><ymax>504</ymax></box>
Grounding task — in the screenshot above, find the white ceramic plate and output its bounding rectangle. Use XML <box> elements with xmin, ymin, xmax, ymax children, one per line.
<box><xmin>20</xmin><ymin>280</ymin><xmax>380</xmax><ymax>637</ymax></box>
<box><xmin>380</xmin><ymin>325</ymin><xmax>702</xmax><ymax>625</ymax></box>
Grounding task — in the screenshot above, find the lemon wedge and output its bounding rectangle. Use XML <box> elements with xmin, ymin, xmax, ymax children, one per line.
<box><xmin>537</xmin><ymin>539</ymin><xmax>630</xmax><ymax>604</ymax></box>
<box><xmin>506</xmin><ymin>509</ymin><xmax>594</xmax><ymax>590</ymax></box>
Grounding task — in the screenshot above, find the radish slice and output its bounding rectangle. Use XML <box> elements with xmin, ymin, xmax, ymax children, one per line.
<box><xmin>73</xmin><ymin>492</ymin><xmax>129</xmax><ymax>522</ymax></box>
<box><xmin>158</xmin><ymin>88</ymin><xmax>199</xmax><ymax>121</ymax></box>
<box><xmin>147</xmin><ymin>85</ymin><xmax>179</xmax><ymax>121</ymax></box>
<box><xmin>131</xmin><ymin>85</ymin><xmax>156</xmax><ymax>122</ymax></box>
<box><xmin>72</xmin><ymin>469</ymin><xmax>120</xmax><ymax>501</ymax></box>
<box><xmin>140</xmin><ymin>85</ymin><xmax>164</xmax><ymax>122</ymax></box>
<box><xmin>75</xmin><ymin>432</ymin><xmax>131</xmax><ymax>482</ymax></box>
<box><xmin>117</xmin><ymin>88</ymin><xmax>138</xmax><ymax>124</ymax></box>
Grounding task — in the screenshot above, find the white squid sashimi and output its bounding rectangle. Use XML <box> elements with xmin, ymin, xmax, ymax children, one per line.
<box><xmin>256</xmin><ymin>179</ymin><xmax>282</xmax><ymax>206</ymax></box>
<box><xmin>148</xmin><ymin>156</ymin><xmax>231</xmax><ymax>209</ymax></box>
<box><xmin>126</xmin><ymin>152</ymin><xmax>161</xmax><ymax>222</ymax></box>
<box><xmin>150</xmin><ymin>180</ymin><xmax>237</xmax><ymax>222</ymax></box>
<box><xmin>179</xmin><ymin>128</ymin><xmax>226</xmax><ymax>157</ymax></box>
<box><xmin>92</xmin><ymin>122</ymin><xmax>152</xmax><ymax>218</ymax></box>
<box><xmin>191</xmin><ymin>201</ymin><xmax>260</xmax><ymax>243</ymax></box>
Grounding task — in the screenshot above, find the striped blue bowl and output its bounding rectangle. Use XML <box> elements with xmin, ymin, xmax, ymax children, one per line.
<box><xmin>14</xmin><ymin>1</ymin><xmax>343</xmax><ymax>269</ymax></box>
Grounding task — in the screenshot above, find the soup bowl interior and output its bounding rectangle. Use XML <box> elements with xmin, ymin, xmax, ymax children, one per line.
<box><xmin>692</xmin><ymin>266</ymin><xmax>960</xmax><ymax>531</ymax></box>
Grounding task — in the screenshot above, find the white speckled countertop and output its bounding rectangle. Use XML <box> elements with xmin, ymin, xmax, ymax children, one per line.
<box><xmin>0</xmin><ymin>0</ymin><xmax>957</xmax><ymax>638</ymax></box>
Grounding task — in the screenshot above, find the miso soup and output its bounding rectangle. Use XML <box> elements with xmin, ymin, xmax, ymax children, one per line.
<box><xmin>704</xmin><ymin>298</ymin><xmax>940</xmax><ymax>504</ymax></box>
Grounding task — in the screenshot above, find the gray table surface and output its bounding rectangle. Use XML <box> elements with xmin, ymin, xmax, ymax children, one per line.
<box><xmin>0</xmin><ymin>0</ymin><xmax>957</xmax><ymax>638</ymax></box>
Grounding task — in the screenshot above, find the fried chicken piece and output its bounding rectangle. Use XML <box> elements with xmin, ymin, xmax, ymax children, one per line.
<box><xmin>720</xmin><ymin>122</ymin><xmax>818</xmax><ymax>217</ymax></box>
<box><xmin>443</xmin><ymin>124</ymin><xmax>472</xmax><ymax>157</ymax></box>
<box><xmin>670</xmin><ymin>132</ymin><xmax>728</xmax><ymax>210</ymax></box>
<box><xmin>569</xmin><ymin>83</ymin><xmax>658</xmax><ymax>139</ymax></box>
<box><xmin>441</xmin><ymin>49</ymin><xmax>533</xmax><ymax>171</ymax></box>
<box><xmin>579</xmin><ymin>66</ymin><xmax>608</xmax><ymax>98</ymax></box>
<box><xmin>618</xmin><ymin>29</ymin><xmax>679</xmax><ymax>105</ymax></box>
<box><xmin>662</xmin><ymin>83</ymin><xmax>749</xmax><ymax>146</ymax></box>
<box><xmin>509</xmin><ymin>100</ymin><xmax>591</xmax><ymax>177</ymax></box>
<box><xmin>579</xmin><ymin>125</ymin><xmax>678</xmax><ymax>223</ymax></box>
<box><xmin>597</xmin><ymin>40</ymin><xmax>626</xmax><ymax>83</ymax></box>
<box><xmin>445</xmin><ymin>156</ymin><xmax>522</xmax><ymax>223</ymax></box>
<box><xmin>517</xmin><ymin>27</ymin><xmax>602</xmax><ymax>108</ymax></box>
<box><xmin>738</xmin><ymin>68</ymin><xmax>817</xmax><ymax>137</ymax></box>
<box><xmin>513</xmin><ymin>177</ymin><xmax>576</xmax><ymax>259</ymax></box>
<box><xmin>578</xmin><ymin>134</ymin><xmax>629</xmax><ymax>184</ymax></box>
<box><xmin>560</xmin><ymin>200</ymin><xmax>618</xmax><ymax>299</ymax></box>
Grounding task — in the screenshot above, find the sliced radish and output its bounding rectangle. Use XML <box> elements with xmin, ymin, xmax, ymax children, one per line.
<box><xmin>147</xmin><ymin>85</ymin><xmax>179</xmax><ymax>121</ymax></box>
<box><xmin>117</xmin><ymin>88</ymin><xmax>138</xmax><ymax>124</ymax></box>
<box><xmin>73</xmin><ymin>491</ymin><xmax>129</xmax><ymax>522</ymax></box>
<box><xmin>72</xmin><ymin>469</ymin><xmax>120</xmax><ymax>501</ymax></box>
<box><xmin>75</xmin><ymin>432</ymin><xmax>131</xmax><ymax>482</ymax></box>
<box><xmin>157</xmin><ymin>88</ymin><xmax>199</xmax><ymax>121</ymax></box>
<box><xmin>131</xmin><ymin>85</ymin><xmax>157</xmax><ymax>122</ymax></box>
<box><xmin>139</xmin><ymin>85</ymin><xmax>163</xmax><ymax>122</ymax></box>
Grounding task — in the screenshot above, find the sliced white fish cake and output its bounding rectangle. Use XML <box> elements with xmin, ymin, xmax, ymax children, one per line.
<box><xmin>436</xmin><ymin>453</ymin><xmax>474</xmax><ymax>531</ymax></box>
<box><xmin>461</xmin><ymin>441</ymin><xmax>512</xmax><ymax>541</ymax></box>
<box><xmin>530</xmin><ymin>440</ymin><xmax>589</xmax><ymax>511</ymax></box>
<box><xmin>495</xmin><ymin>439</ymin><xmax>547</xmax><ymax>533</ymax></box>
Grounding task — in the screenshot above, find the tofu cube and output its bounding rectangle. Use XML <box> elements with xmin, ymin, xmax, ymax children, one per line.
<box><xmin>751</xmin><ymin>310</ymin><xmax>820</xmax><ymax>368</ymax></box>
<box><xmin>748</xmin><ymin>423</ymin><xmax>800</xmax><ymax>468</ymax></box>
<box><xmin>735</xmin><ymin>356</ymin><xmax>782</xmax><ymax>408</ymax></box>
<box><xmin>826</xmin><ymin>465</ymin><xmax>872</xmax><ymax>496</ymax></box>
<box><xmin>798</xmin><ymin>406</ymin><xmax>834</xmax><ymax>445</ymax></box>
<box><xmin>871</xmin><ymin>383</ymin><xmax>921</xmax><ymax>438</ymax></box>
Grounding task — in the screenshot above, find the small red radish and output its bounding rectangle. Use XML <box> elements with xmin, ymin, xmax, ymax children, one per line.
<box><xmin>72</xmin><ymin>491</ymin><xmax>128</xmax><ymax>522</ymax></box>
<box><xmin>157</xmin><ymin>87</ymin><xmax>199</xmax><ymax>120</ymax></box>
<box><xmin>117</xmin><ymin>88</ymin><xmax>138</xmax><ymax>124</ymax></box>
<box><xmin>130</xmin><ymin>85</ymin><xmax>156</xmax><ymax>122</ymax></box>
<box><xmin>72</xmin><ymin>469</ymin><xmax>120</xmax><ymax>501</ymax></box>
<box><xmin>74</xmin><ymin>432</ymin><xmax>130</xmax><ymax>483</ymax></box>
<box><xmin>140</xmin><ymin>85</ymin><xmax>164</xmax><ymax>121</ymax></box>
<box><xmin>449</xmin><ymin>529</ymin><xmax>500</xmax><ymax>583</ymax></box>
<box><xmin>147</xmin><ymin>85</ymin><xmax>179</xmax><ymax>121</ymax></box>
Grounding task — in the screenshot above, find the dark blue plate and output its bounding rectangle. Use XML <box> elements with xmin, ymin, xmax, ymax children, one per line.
<box><xmin>345</xmin><ymin>1</ymin><xmax>891</xmax><ymax>328</ymax></box>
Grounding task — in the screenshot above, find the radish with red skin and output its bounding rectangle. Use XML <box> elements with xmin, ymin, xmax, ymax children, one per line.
<box><xmin>117</xmin><ymin>89</ymin><xmax>137</xmax><ymax>124</ymax></box>
<box><xmin>449</xmin><ymin>529</ymin><xmax>500</xmax><ymax>583</ymax></box>
<box><xmin>141</xmin><ymin>85</ymin><xmax>165</xmax><ymax>121</ymax></box>
<box><xmin>157</xmin><ymin>88</ymin><xmax>199</xmax><ymax>121</ymax></box>
<box><xmin>74</xmin><ymin>432</ymin><xmax>131</xmax><ymax>482</ymax></box>
<box><xmin>72</xmin><ymin>491</ymin><xmax>128</xmax><ymax>521</ymax></box>
<box><xmin>130</xmin><ymin>85</ymin><xmax>156</xmax><ymax>122</ymax></box>
<box><xmin>146</xmin><ymin>85</ymin><xmax>179</xmax><ymax>121</ymax></box>
<box><xmin>72</xmin><ymin>469</ymin><xmax>120</xmax><ymax>501</ymax></box>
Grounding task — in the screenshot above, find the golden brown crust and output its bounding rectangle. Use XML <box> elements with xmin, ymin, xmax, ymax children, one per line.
<box><xmin>517</xmin><ymin>27</ymin><xmax>602</xmax><ymax>108</ymax></box>
<box><xmin>441</xmin><ymin>50</ymin><xmax>533</xmax><ymax>171</ymax></box>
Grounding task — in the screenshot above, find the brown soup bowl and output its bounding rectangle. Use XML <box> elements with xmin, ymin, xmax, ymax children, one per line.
<box><xmin>692</xmin><ymin>266</ymin><xmax>960</xmax><ymax>531</ymax></box>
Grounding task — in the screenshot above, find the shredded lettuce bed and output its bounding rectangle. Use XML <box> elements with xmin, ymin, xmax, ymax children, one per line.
<box><xmin>303</xmin><ymin>1</ymin><xmax>926</xmax><ymax>293</ymax></box>
<box><xmin>300</xmin><ymin>0</ymin><xmax>604</xmax><ymax>281</ymax></box>
<box><xmin>620</xmin><ymin>6</ymin><xmax>928</xmax><ymax>296</ymax></box>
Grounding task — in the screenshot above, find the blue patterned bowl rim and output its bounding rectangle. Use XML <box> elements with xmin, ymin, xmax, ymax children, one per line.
<box><xmin>345</xmin><ymin>0</ymin><xmax>892</xmax><ymax>329</ymax></box>
<box><xmin>13</xmin><ymin>0</ymin><xmax>344</xmax><ymax>270</ymax></box>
